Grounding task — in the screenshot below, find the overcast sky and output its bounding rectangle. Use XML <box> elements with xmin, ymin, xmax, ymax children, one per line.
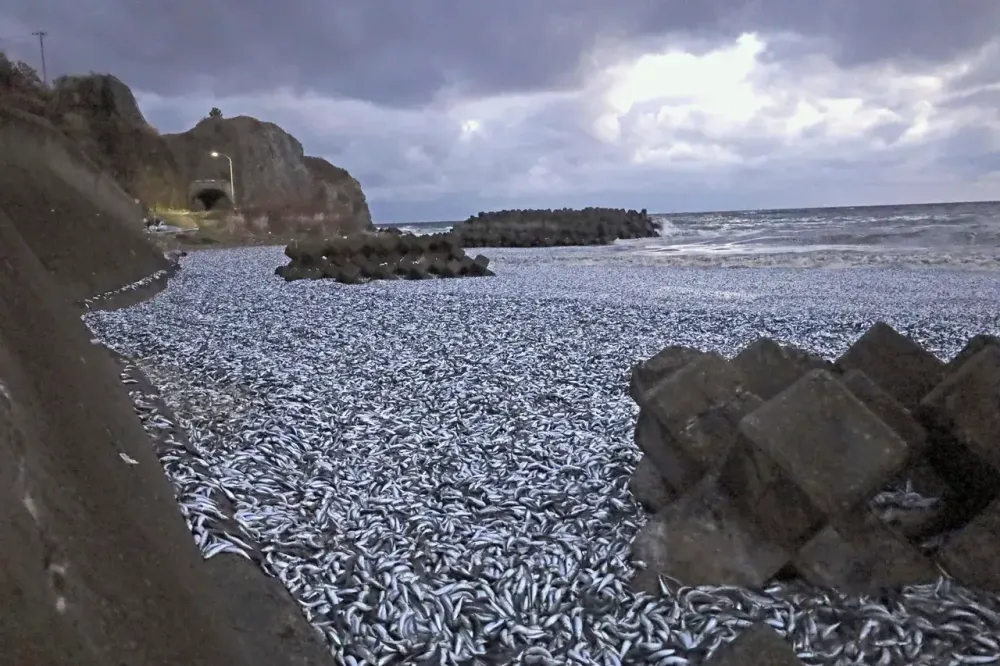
<box><xmin>3</xmin><ymin>1</ymin><xmax>1000</xmax><ymax>222</ymax></box>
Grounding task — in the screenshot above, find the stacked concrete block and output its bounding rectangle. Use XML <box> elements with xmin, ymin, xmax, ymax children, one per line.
<box><xmin>275</xmin><ymin>231</ymin><xmax>494</xmax><ymax>283</ymax></box>
<box><xmin>452</xmin><ymin>207</ymin><xmax>660</xmax><ymax>248</ymax></box>
<box><xmin>629</xmin><ymin>345</ymin><xmax>706</xmax><ymax>405</ymax></box>
<box><xmin>719</xmin><ymin>370</ymin><xmax>911</xmax><ymax>550</ymax></box>
<box><xmin>627</xmin><ymin>338</ymin><xmax>834</xmax><ymax>516</ymax></box>
<box><xmin>639</xmin><ymin>353</ymin><xmax>762</xmax><ymax>497</ymax></box>
<box><xmin>631</xmin><ymin>475</ymin><xmax>790</xmax><ymax>592</ymax></box>
<box><xmin>731</xmin><ymin>337</ymin><xmax>833</xmax><ymax>401</ymax></box>
<box><xmin>627</xmin><ymin>323</ymin><xmax>1000</xmax><ymax>598</ymax></box>
<box><xmin>793</xmin><ymin>506</ymin><xmax>938</xmax><ymax>595</ymax></box>
<box><xmin>917</xmin><ymin>344</ymin><xmax>1000</xmax><ymax>528</ymax></box>
<box><xmin>628</xmin><ymin>457</ymin><xmax>675</xmax><ymax>514</ymax></box>
<box><xmin>937</xmin><ymin>498</ymin><xmax>1000</xmax><ymax>593</ymax></box>
<box><xmin>840</xmin><ymin>369</ymin><xmax>951</xmax><ymax>539</ymax></box>
<box><xmin>835</xmin><ymin>322</ymin><xmax>945</xmax><ymax>412</ymax></box>
<box><xmin>945</xmin><ymin>333</ymin><xmax>1000</xmax><ymax>374</ymax></box>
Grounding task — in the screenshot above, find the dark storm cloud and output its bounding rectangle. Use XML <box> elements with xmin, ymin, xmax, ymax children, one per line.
<box><xmin>7</xmin><ymin>0</ymin><xmax>1000</xmax><ymax>220</ymax></box>
<box><xmin>3</xmin><ymin>0</ymin><xmax>999</xmax><ymax>107</ymax></box>
<box><xmin>1</xmin><ymin>0</ymin><xmax>658</xmax><ymax>105</ymax></box>
<box><xmin>733</xmin><ymin>0</ymin><xmax>1000</xmax><ymax>68</ymax></box>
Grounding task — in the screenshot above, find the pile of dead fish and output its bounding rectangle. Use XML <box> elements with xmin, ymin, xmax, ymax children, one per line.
<box><xmin>80</xmin><ymin>267</ymin><xmax>171</xmax><ymax>312</ymax></box>
<box><xmin>85</xmin><ymin>246</ymin><xmax>1000</xmax><ymax>665</ymax></box>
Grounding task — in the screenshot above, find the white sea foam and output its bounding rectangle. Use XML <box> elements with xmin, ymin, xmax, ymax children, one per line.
<box><xmin>482</xmin><ymin>239</ymin><xmax>1000</xmax><ymax>270</ymax></box>
<box><xmin>626</xmin><ymin>248</ymin><xmax>1000</xmax><ymax>270</ymax></box>
<box><xmin>378</xmin><ymin>223</ymin><xmax>453</xmax><ymax>236</ymax></box>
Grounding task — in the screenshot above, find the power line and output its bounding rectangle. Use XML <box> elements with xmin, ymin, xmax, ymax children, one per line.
<box><xmin>31</xmin><ymin>30</ymin><xmax>47</xmax><ymax>84</ymax></box>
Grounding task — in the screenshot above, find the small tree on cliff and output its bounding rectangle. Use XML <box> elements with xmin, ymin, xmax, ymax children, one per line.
<box><xmin>208</xmin><ymin>107</ymin><xmax>223</xmax><ymax>119</ymax></box>
<box><xmin>0</xmin><ymin>52</ymin><xmax>43</xmax><ymax>90</ymax></box>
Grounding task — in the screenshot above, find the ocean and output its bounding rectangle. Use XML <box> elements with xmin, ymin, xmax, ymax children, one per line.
<box><xmin>380</xmin><ymin>201</ymin><xmax>1000</xmax><ymax>270</ymax></box>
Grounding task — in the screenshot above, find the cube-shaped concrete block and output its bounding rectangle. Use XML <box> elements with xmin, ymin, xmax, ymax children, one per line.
<box><xmin>841</xmin><ymin>368</ymin><xmax>957</xmax><ymax>537</ymax></box>
<box><xmin>629</xmin><ymin>345</ymin><xmax>706</xmax><ymax>406</ymax></box>
<box><xmin>920</xmin><ymin>344</ymin><xmax>1000</xmax><ymax>473</ymax></box>
<box><xmin>634</xmin><ymin>411</ymin><xmax>695</xmax><ymax>493</ymax></box>
<box><xmin>795</xmin><ymin>507</ymin><xmax>938</xmax><ymax>595</ymax></box>
<box><xmin>841</xmin><ymin>369</ymin><xmax>927</xmax><ymax>454</ymax></box>
<box><xmin>631</xmin><ymin>476</ymin><xmax>789</xmax><ymax>592</ymax></box>
<box><xmin>938</xmin><ymin>498</ymin><xmax>1000</xmax><ymax>594</ymax></box>
<box><xmin>947</xmin><ymin>334</ymin><xmax>1000</xmax><ymax>375</ymax></box>
<box><xmin>732</xmin><ymin>337</ymin><xmax>833</xmax><ymax>401</ymax></box>
<box><xmin>918</xmin><ymin>345</ymin><xmax>1000</xmax><ymax>526</ymax></box>
<box><xmin>640</xmin><ymin>353</ymin><xmax>762</xmax><ymax>494</ymax></box>
<box><xmin>704</xmin><ymin>624</ymin><xmax>804</xmax><ymax>666</ymax></box>
<box><xmin>628</xmin><ymin>456</ymin><xmax>675</xmax><ymax>513</ymax></box>
<box><xmin>720</xmin><ymin>370</ymin><xmax>911</xmax><ymax>549</ymax></box>
<box><xmin>836</xmin><ymin>321</ymin><xmax>945</xmax><ymax>412</ymax></box>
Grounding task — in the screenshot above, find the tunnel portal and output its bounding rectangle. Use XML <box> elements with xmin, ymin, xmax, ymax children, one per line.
<box><xmin>188</xmin><ymin>179</ymin><xmax>235</xmax><ymax>211</ymax></box>
<box><xmin>191</xmin><ymin>188</ymin><xmax>233</xmax><ymax>211</ymax></box>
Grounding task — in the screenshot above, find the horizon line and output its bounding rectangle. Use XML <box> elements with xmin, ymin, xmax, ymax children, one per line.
<box><xmin>375</xmin><ymin>198</ymin><xmax>1000</xmax><ymax>226</ymax></box>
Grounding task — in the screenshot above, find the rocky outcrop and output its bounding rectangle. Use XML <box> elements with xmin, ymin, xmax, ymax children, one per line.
<box><xmin>163</xmin><ymin>116</ymin><xmax>372</xmax><ymax>234</ymax></box>
<box><xmin>0</xmin><ymin>54</ymin><xmax>372</xmax><ymax>239</ymax></box>
<box><xmin>0</xmin><ymin>105</ymin><xmax>168</xmax><ymax>300</ymax></box>
<box><xmin>53</xmin><ymin>73</ymin><xmax>149</xmax><ymax>128</ymax></box>
<box><xmin>0</xmin><ymin>52</ymin><xmax>339</xmax><ymax>665</ymax></box>
<box><xmin>47</xmin><ymin>73</ymin><xmax>190</xmax><ymax>211</ymax></box>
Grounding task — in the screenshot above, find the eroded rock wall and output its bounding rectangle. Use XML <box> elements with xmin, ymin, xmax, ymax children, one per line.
<box><xmin>165</xmin><ymin>116</ymin><xmax>372</xmax><ymax>233</ymax></box>
<box><xmin>0</xmin><ymin>57</ymin><xmax>372</xmax><ymax>238</ymax></box>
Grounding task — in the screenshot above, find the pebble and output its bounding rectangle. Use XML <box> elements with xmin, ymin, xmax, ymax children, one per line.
<box><xmin>85</xmin><ymin>245</ymin><xmax>1000</xmax><ymax>665</ymax></box>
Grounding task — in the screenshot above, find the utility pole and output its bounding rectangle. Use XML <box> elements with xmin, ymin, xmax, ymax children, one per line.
<box><xmin>31</xmin><ymin>31</ymin><xmax>48</xmax><ymax>85</ymax></box>
<box><xmin>210</xmin><ymin>152</ymin><xmax>237</xmax><ymax>208</ymax></box>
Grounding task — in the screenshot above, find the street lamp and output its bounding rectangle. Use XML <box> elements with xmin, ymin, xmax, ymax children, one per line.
<box><xmin>210</xmin><ymin>151</ymin><xmax>236</xmax><ymax>208</ymax></box>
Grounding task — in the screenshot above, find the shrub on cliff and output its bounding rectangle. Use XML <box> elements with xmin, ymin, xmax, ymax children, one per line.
<box><xmin>0</xmin><ymin>51</ymin><xmax>50</xmax><ymax>115</ymax></box>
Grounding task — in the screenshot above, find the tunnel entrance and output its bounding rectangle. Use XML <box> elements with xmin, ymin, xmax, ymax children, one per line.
<box><xmin>191</xmin><ymin>188</ymin><xmax>233</xmax><ymax>211</ymax></box>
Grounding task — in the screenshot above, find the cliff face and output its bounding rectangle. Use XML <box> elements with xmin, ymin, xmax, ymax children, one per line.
<box><xmin>164</xmin><ymin>116</ymin><xmax>372</xmax><ymax>234</ymax></box>
<box><xmin>0</xmin><ymin>54</ymin><xmax>372</xmax><ymax>238</ymax></box>
<box><xmin>0</xmin><ymin>73</ymin><xmax>254</xmax><ymax>666</ymax></box>
<box><xmin>47</xmin><ymin>74</ymin><xmax>190</xmax><ymax>210</ymax></box>
<box><xmin>0</xmin><ymin>106</ymin><xmax>169</xmax><ymax>300</ymax></box>
<box><xmin>0</xmin><ymin>53</ymin><xmax>338</xmax><ymax>665</ymax></box>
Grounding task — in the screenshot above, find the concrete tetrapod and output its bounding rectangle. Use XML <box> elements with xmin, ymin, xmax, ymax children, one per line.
<box><xmin>277</xmin><ymin>231</ymin><xmax>494</xmax><ymax>283</ymax></box>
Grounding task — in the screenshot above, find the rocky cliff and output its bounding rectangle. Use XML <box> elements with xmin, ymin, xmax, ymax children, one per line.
<box><xmin>164</xmin><ymin>115</ymin><xmax>372</xmax><ymax>235</ymax></box>
<box><xmin>0</xmin><ymin>53</ymin><xmax>372</xmax><ymax>238</ymax></box>
<box><xmin>49</xmin><ymin>73</ymin><xmax>190</xmax><ymax>212</ymax></box>
<box><xmin>0</xmin><ymin>51</ymin><xmax>338</xmax><ymax>665</ymax></box>
<box><xmin>0</xmin><ymin>105</ymin><xmax>168</xmax><ymax>300</ymax></box>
